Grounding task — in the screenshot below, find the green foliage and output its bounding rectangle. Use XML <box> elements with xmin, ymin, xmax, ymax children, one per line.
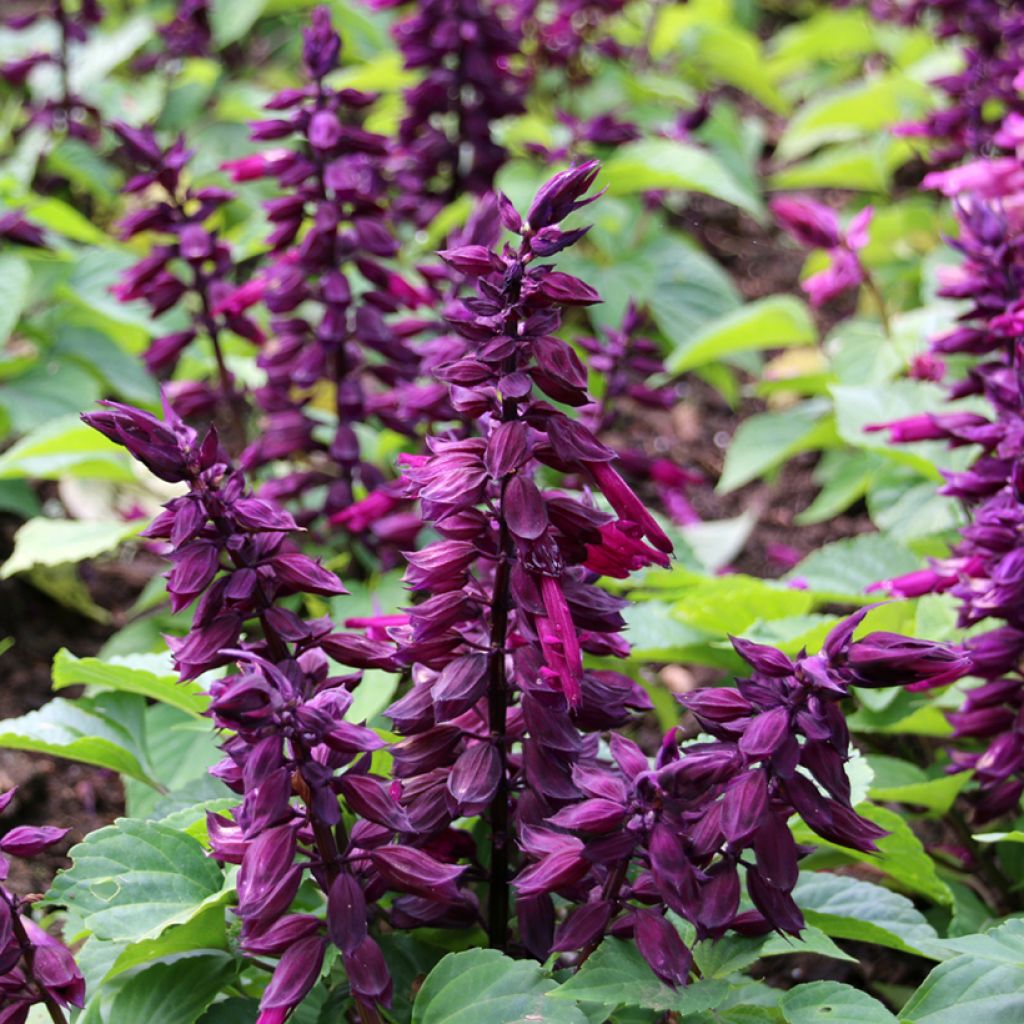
<box><xmin>46</xmin><ymin>818</ymin><xmax>226</xmax><ymax>942</ymax></box>
<box><xmin>412</xmin><ymin>949</ymin><xmax>588</xmax><ymax>1023</ymax></box>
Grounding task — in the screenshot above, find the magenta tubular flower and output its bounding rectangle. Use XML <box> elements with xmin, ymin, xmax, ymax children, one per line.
<box><xmin>109</xmin><ymin>124</ymin><xmax>261</xmax><ymax>443</ymax></box>
<box><xmin>227</xmin><ymin>7</ymin><xmax>429</xmax><ymax>534</ymax></box>
<box><xmin>771</xmin><ymin>196</ymin><xmax>873</xmax><ymax>309</ymax></box>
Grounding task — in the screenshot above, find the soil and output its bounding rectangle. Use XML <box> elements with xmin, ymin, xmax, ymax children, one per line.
<box><xmin>0</xmin><ymin>521</ymin><xmax>142</xmax><ymax>893</ymax></box>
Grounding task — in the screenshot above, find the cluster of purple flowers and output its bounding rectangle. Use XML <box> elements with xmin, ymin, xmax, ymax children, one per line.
<box><xmin>220</xmin><ymin>8</ymin><xmax>429</xmax><ymax>527</ymax></box>
<box><xmin>367</xmin><ymin>0</ymin><xmax>527</xmax><ymax>223</ymax></box>
<box><xmin>880</xmin><ymin>1</ymin><xmax>1024</xmax><ymax>167</ymax></box>
<box><xmin>514</xmin><ymin>613</ymin><xmax>966</xmax><ymax>982</ymax></box>
<box><xmin>84</xmin><ymin>398</ymin><xmax>411</xmax><ymax>1021</ymax></box>
<box><xmin>1</xmin><ymin>0</ymin><xmax>103</xmax><ymax>143</ymax></box>
<box><xmin>868</xmin><ymin>159</ymin><xmax>1024</xmax><ymax>818</ymax></box>
<box><xmin>0</xmin><ymin>791</ymin><xmax>83</xmax><ymax>1024</ymax></box>
<box><xmin>110</xmin><ymin>123</ymin><xmax>261</xmax><ymax>439</ymax></box>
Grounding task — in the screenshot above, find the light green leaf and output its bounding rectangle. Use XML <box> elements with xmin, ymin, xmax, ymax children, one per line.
<box><xmin>777</xmin><ymin>73</ymin><xmax>932</xmax><ymax>160</ymax></box>
<box><xmin>0</xmin><ymin>254</ymin><xmax>31</xmax><ymax>344</ymax></box>
<box><xmin>0</xmin><ymin>416</ymin><xmax>134</xmax><ymax>482</ymax></box>
<box><xmin>602</xmin><ymin>140</ymin><xmax>764</xmax><ymax>218</ymax></box>
<box><xmin>974</xmin><ymin>831</ymin><xmax>1024</xmax><ymax>845</ymax></box>
<box><xmin>771</xmin><ymin>138</ymin><xmax>915</xmax><ymax>192</ymax></box>
<box><xmin>666</xmin><ymin>295</ymin><xmax>816</xmax><ymax>374</ymax></box>
<box><xmin>784</xmin><ymin>534</ymin><xmax>921</xmax><ymax>599</ymax></box>
<box><xmin>866</xmin><ymin>755</ymin><xmax>970</xmax><ymax>814</ymax></box>
<box><xmin>103</xmin><ymin>904</ymin><xmax>228</xmax><ymax>981</ymax></box>
<box><xmin>718</xmin><ymin>401</ymin><xmax>835</xmax><ymax>493</ymax></box>
<box><xmin>794</xmin><ymin>804</ymin><xmax>953</xmax><ymax>907</ymax></box>
<box><xmin>210</xmin><ymin>0</ymin><xmax>270</xmax><ymax>46</ymax></box>
<box><xmin>68</xmin><ymin>15</ymin><xmax>154</xmax><ymax>91</ymax></box>
<box><xmin>411</xmin><ymin>948</ymin><xmax>588</xmax><ymax>1023</ymax></box>
<box><xmin>0</xmin><ymin>697</ymin><xmax>155</xmax><ymax>785</ymax></box>
<box><xmin>779</xmin><ymin>981</ymin><xmax>897</xmax><ymax>1023</ymax></box>
<box><xmin>694</xmin><ymin>926</ymin><xmax>854</xmax><ymax>979</ymax></box>
<box><xmin>1</xmin><ymin>518</ymin><xmax>143</xmax><ymax>578</ymax></box>
<box><xmin>52</xmin><ymin>649</ymin><xmax>207</xmax><ymax>718</ymax></box>
<box><xmin>902</xmin><ymin>954</ymin><xmax>1024</xmax><ymax>1022</ymax></box>
<box><xmin>46</xmin><ymin>818</ymin><xmax>225</xmax><ymax>942</ymax></box>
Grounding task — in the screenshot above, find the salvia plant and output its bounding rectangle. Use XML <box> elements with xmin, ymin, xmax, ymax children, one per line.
<box><xmin>6</xmin><ymin>1</ymin><xmax>1024</xmax><ymax>1023</ymax></box>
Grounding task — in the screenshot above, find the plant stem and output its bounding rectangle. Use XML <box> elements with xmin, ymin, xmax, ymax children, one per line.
<box><xmin>6</xmin><ymin>898</ymin><xmax>68</xmax><ymax>1024</ymax></box>
<box><xmin>862</xmin><ymin>269</ymin><xmax>892</xmax><ymax>339</ymax></box>
<box><xmin>486</xmin><ymin>490</ymin><xmax>513</xmax><ymax>952</ymax></box>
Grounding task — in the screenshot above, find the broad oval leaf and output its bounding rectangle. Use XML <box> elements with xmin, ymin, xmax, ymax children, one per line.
<box><xmin>412</xmin><ymin>948</ymin><xmax>588</xmax><ymax>1024</ymax></box>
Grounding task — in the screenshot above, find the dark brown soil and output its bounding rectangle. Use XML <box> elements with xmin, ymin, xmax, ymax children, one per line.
<box><xmin>0</xmin><ymin>519</ymin><xmax>143</xmax><ymax>893</ymax></box>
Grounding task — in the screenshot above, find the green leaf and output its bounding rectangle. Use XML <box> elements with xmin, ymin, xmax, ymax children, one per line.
<box><xmin>672</xmin><ymin>574</ymin><xmax>814</xmax><ymax>637</ymax></box>
<box><xmin>103</xmin><ymin>903</ymin><xmax>228</xmax><ymax>981</ymax></box>
<box><xmin>794</xmin><ymin>804</ymin><xmax>953</xmax><ymax>907</ymax></box>
<box><xmin>974</xmin><ymin>831</ymin><xmax>1024</xmax><ymax>845</ymax></box>
<box><xmin>777</xmin><ymin>73</ymin><xmax>932</xmax><ymax>160</ymax></box>
<box><xmin>549</xmin><ymin>938</ymin><xmax>720</xmax><ymax>1013</ymax></box>
<box><xmin>100</xmin><ymin>953</ymin><xmax>240</xmax><ymax>1024</ymax></box>
<box><xmin>210</xmin><ymin>0</ymin><xmax>270</xmax><ymax>46</ymax></box>
<box><xmin>793</xmin><ymin>872</ymin><xmax>942</xmax><ymax>958</ymax></box>
<box><xmin>0</xmin><ymin>360</ymin><xmax>103</xmax><ymax>433</ymax></box>
<box><xmin>779</xmin><ymin>982</ymin><xmax>897</xmax><ymax>1023</ymax></box>
<box><xmin>622</xmin><ymin>601</ymin><xmax>716</xmax><ymax>664</ymax></box>
<box><xmin>1</xmin><ymin>518</ymin><xmax>142</xmax><ymax>577</ymax></box>
<box><xmin>602</xmin><ymin>140</ymin><xmax>764</xmax><ymax>218</ymax></box>
<box><xmin>0</xmin><ymin>697</ymin><xmax>155</xmax><ymax>785</ymax></box>
<box><xmin>771</xmin><ymin>138</ymin><xmax>916</xmax><ymax>192</ymax></box>
<box><xmin>902</xmin><ymin>953</ymin><xmax>1024</xmax><ymax>1022</ymax></box>
<box><xmin>46</xmin><ymin>818</ymin><xmax>225</xmax><ymax>943</ymax></box>
<box><xmin>0</xmin><ymin>254</ymin><xmax>30</xmax><ymax>344</ymax></box>
<box><xmin>68</xmin><ymin>14</ymin><xmax>154</xmax><ymax>90</ymax></box>
<box><xmin>666</xmin><ymin>296</ymin><xmax>816</xmax><ymax>374</ymax></box>
<box><xmin>52</xmin><ymin>649</ymin><xmax>208</xmax><ymax>718</ymax></box>
<box><xmin>411</xmin><ymin>948</ymin><xmax>588</xmax><ymax>1024</ymax></box>
<box><xmin>0</xmin><ymin>416</ymin><xmax>134</xmax><ymax>482</ymax></box>
<box><xmin>784</xmin><ymin>534</ymin><xmax>921</xmax><ymax>599</ymax></box>
<box><xmin>718</xmin><ymin>401</ymin><xmax>835</xmax><ymax>493</ymax></box>
<box><xmin>866</xmin><ymin>755</ymin><xmax>970</xmax><ymax>814</ymax></box>
<box><xmin>694</xmin><ymin>926</ymin><xmax>855</xmax><ymax>979</ymax></box>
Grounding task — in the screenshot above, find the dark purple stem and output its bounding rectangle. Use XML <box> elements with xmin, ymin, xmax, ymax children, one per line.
<box><xmin>3</xmin><ymin>892</ymin><xmax>68</xmax><ymax>1024</ymax></box>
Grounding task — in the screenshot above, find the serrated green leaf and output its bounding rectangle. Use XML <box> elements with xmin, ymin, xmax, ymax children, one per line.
<box><xmin>412</xmin><ymin>948</ymin><xmax>588</xmax><ymax>1023</ymax></box>
<box><xmin>46</xmin><ymin>818</ymin><xmax>225</xmax><ymax>942</ymax></box>
<box><xmin>784</xmin><ymin>534</ymin><xmax>921</xmax><ymax>599</ymax></box>
<box><xmin>100</xmin><ymin>952</ymin><xmax>239</xmax><ymax>1024</ymax></box>
<box><xmin>548</xmin><ymin>938</ymin><xmax>727</xmax><ymax>1014</ymax></box>
<box><xmin>718</xmin><ymin>401</ymin><xmax>835</xmax><ymax>493</ymax></box>
<box><xmin>901</xmin><ymin>952</ymin><xmax>1024</xmax><ymax>1022</ymax></box>
<box><xmin>103</xmin><ymin>903</ymin><xmax>228</xmax><ymax>981</ymax></box>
